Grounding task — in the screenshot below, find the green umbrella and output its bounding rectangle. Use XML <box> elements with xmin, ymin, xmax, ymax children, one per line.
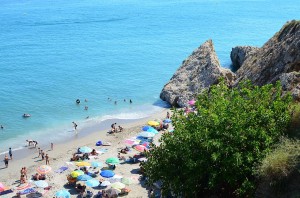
<box><xmin>106</xmin><ymin>157</ymin><xmax>120</xmax><ymax>165</ymax></box>
<box><xmin>121</xmin><ymin>177</ymin><xmax>133</xmax><ymax>185</ymax></box>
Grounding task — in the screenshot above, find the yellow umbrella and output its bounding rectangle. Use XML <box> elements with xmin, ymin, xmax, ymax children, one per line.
<box><xmin>147</xmin><ymin>121</ymin><xmax>160</xmax><ymax>126</ymax></box>
<box><xmin>75</xmin><ymin>161</ymin><xmax>91</xmax><ymax>167</ymax></box>
<box><xmin>70</xmin><ymin>170</ymin><xmax>84</xmax><ymax>178</ymax></box>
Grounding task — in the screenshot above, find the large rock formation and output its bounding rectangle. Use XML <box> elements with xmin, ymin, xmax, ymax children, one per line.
<box><xmin>235</xmin><ymin>20</ymin><xmax>300</xmax><ymax>100</ymax></box>
<box><xmin>160</xmin><ymin>20</ymin><xmax>300</xmax><ymax>106</ymax></box>
<box><xmin>230</xmin><ymin>46</ymin><xmax>259</xmax><ymax>71</ymax></box>
<box><xmin>160</xmin><ymin>40</ymin><xmax>235</xmax><ymax>107</ymax></box>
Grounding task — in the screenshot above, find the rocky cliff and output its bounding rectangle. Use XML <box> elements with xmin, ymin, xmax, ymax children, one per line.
<box><xmin>160</xmin><ymin>20</ymin><xmax>300</xmax><ymax>106</ymax></box>
<box><xmin>230</xmin><ymin>46</ymin><xmax>259</xmax><ymax>71</ymax></box>
<box><xmin>160</xmin><ymin>40</ymin><xmax>235</xmax><ymax>107</ymax></box>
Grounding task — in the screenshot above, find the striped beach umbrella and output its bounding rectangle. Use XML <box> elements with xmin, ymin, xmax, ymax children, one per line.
<box><xmin>16</xmin><ymin>183</ymin><xmax>31</xmax><ymax>191</ymax></box>
<box><xmin>37</xmin><ymin>165</ymin><xmax>52</xmax><ymax>174</ymax></box>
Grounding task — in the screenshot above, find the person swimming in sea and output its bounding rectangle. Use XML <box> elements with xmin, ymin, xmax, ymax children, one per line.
<box><xmin>130</xmin><ymin>99</ymin><xmax>132</xmax><ymax>104</ymax></box>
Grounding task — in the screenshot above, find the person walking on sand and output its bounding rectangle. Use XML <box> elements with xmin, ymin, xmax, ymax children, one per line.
<box><xmin>51</xmin><ymin>143</ymin><xmax>53</xmax><ymax>150</ymax></box>
<box><xmin>166</xmin><ymin>111</ymin><xmax>170</xmax><ymax>119</ymax></box>
<box><xmin>38</xmin><ymin>147</ymin><xmax>41</xmax><ymax>157</ymax></box>
<box><xmin>4</xmin><ymin>155</ymin><xmax>9</xmax><ymax>168</ymax></box>
<box><xmin>9</xmin><ymin>147</ymin><xmax>12</xmax><ymax>160</ymax></box>
<box><xmin>41</xmin><ymin>150</ymin><xmax>45</xmax><ymax>160</ymax></box>
<box><xmin>45</xmin><ymin>154</ymin><xmax>49</xmax><ymax>165</ymax></box>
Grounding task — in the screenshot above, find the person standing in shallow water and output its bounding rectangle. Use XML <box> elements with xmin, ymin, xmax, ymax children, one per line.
<box><xmin>130</xmin><ymin>99</ymin><xmax>132</xmax><ymax>104</ymax></box>
<box><xmin>9</xmin><ymin>147</ymin><xmax>12</xmax><ymax>160</ymax></box>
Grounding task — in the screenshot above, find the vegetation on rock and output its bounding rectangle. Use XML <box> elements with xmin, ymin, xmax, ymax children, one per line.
<box><xmin>144</xmin><ymin>80</ymin><xmax>292</xmax><ymax>197</ymax></box>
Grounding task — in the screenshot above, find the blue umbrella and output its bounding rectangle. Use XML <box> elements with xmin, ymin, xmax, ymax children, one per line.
<box><xmin>77</xmin><ymin>174</ymin><xmax>93</xmax><ymax>181</ymax></box>
<box><xmin>100</xmin><ymin>170</ymin><xmax>115</xmax><ymax>178</ymax></box>
<box><xmin>79</xmin><ymin>146</ymin><xmax>92</xmax><ymax>153</ymax></box>
<box><xmin>55</xmin><ymin>190</ymin><xmax>71</xmax><ymax>198</ymax></box>
<box><xmin>85</xmin><ymin>179</ymin><xmax>100</xmax><ymax>187</ymax></box>
<box><xmin>142</xmin><ymin>126</ymin><xmax>153</xmax><ymax>131</ymax></box>
<box><xmin>147</xmin><ymin>128</ymin><xmax>158</xmax><ymax>134</ymax></box>
<box><xmin>163</xmin><ymin>119</ymin><xmax>172</xmax><ymax>123</ymax></box>
<box><xmin>91</xmin><ymin>161</ymin><xmax>103</xmax><ymax>168</ymax></box>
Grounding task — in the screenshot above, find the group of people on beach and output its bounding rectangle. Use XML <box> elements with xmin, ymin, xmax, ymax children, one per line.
<box><xmin>109</xmin><ymin>123</ymin><xmax>124</xmax><ymax>134</ymax></box>
<box><xmin>26</xmin><ymin>139</ymin><xmax>38</xmax><ymax>147</ymax></box>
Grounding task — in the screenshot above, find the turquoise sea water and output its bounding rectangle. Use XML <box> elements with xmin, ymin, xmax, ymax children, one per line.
<box><xmin>0</xmin><ymin>0</ymin><xmax>299</xmax><ymax>153</ymax></box>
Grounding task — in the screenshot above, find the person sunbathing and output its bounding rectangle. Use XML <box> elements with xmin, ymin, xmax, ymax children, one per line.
<box><xmin>90</xmin><ymin>149</ymin><xmax>98</xmax><ymax>156</ymax></box>
<box><xmin>120</xmin><ymin>149</ymin><xmax>127</xmax><ymax>154</ymax></box>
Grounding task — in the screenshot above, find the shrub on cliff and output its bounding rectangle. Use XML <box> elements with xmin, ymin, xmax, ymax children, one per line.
<box><xmin>143</xmin><ymin>80</ymin><xmax>292</xmax><ymax>197</ymax></box>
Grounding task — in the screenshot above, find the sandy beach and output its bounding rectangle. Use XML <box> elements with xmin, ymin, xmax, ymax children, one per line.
<box><xmin>0</xmin><ymin>108</ymin><xmax>170</xmax><ymax>198</ymax></box>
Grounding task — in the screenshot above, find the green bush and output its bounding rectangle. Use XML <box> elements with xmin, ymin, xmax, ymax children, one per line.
<box><xmin>143</xmin><ymin>80</ymin><xmax>292</xmax><ymax>197</ymax></box>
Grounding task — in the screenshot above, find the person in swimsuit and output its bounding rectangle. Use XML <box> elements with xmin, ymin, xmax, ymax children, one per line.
<box><xmin>45</xmin><ymin>154</ymin><xmax>49</xmax><ymax>165</ymax></box>
<box><xmin>4</xmin><ymin>155</ymin><xmax>9</xmax><ymax>168</ymax></box>
<box><xmin>9</xmin><ymin>147</ymin><xmax>12</xmax><ymax>159</ymax></box>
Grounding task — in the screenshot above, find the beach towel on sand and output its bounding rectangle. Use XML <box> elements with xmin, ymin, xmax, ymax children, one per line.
<box><xmin>0</xmin><ymin>189</ymin><xmax>13</xmax><ymax>196</ymax></box>
<box><xmin>55</xmin><ymin>166</ymin><xmax>68</xmax><ymax>173</ymax></box>
<box><xmin>19</xmin><ymin>188</ymin><xmax>36</xmax><ymax>195</ymax></box>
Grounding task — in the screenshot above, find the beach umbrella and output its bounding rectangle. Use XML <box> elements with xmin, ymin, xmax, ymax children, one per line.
<box><xmin>111</xmin><ymin>182</ymin><xmax>125</xmax><ymax>190</ymax></box>
<box><xmin>106</xmin><ymin>188</ymin><xmax>120</xmax><ymax>197</ymax></box>
<box><xmin>147</xmin><ymin>121</ymin><xmax>160</xmax><ymax>126</ymax></box>
<box><xmin>188</xmin><ymin>100</ymin><xmax>196</xmax><ymax>105</ymax></box>
<box><xmin>147</xmin><ymin>128</ymin><xmax>158</xmax><ymax>134</ymax></box>
<box><xmin>105</xmin><ymin>157</ymin><xmax>120</xmax><ymax>165</ymax></box>
<box><xmin>100</xmin><ymin>170</ymin><xmax>115</xmax><ymax>178</ymax></box>
<box><xmin>79</xmin><ymin>146</ymin><xmax>92</xmax><ymax>153</ymax></box>
<box><xmin>91</xmin><ymin>161</ymin><xmax>103</xmax><ymax>168</ymax></box>
<box><xmin>124</xmin><ymin>139</ymin><xmax>140</xmax><ymax>145</ymax></box>
<box><xmin>85</xmin><ymin>179</ymin><xmax>100</xmax><ymax>187</ymax></box>
<box><xmin>106</xmin><ymin>177</ymin><xmax>121</xmax><ymax>183</ymax></box>
<box><xmin>138</xmin><ymin>132</ymin><xmax>155</xmax><ymax>138</ymax></box>
<box><xmin>100</xmin><ymin>180</ymin><xmax>111</xmax><ymax>187</ymax></box>
<box><xmin>134</xmin><ymin>145</ymin><xmax>148</xmax><ymax>152</ymax></box>
<box><xmin>77</xmin><ymin>174</ymin><xmax>92</xmax><ymax>181</ymax></box>
<box><xmin>75</xmin><ymin>161</ymin><xmax>91</xmax><ymax>167</ymax></box>
<box><xmin>121</xmin><ymin>177</ymin><xmax>133</xmax><ymax>185</ymax></box>
<box><xmin>163</xmin><ymin>119</ymin><xmax>172</xmax><ymax>123</ymax></box>
<box><xmin>70</xmin><ymin>170</ymin><xmax>84</xmax><ymax>178</ymax></box>
<box><xmin>16</xmin><ymin>183</ymin><xmax>31</xmax><ymax>191</ymax></box>
<box><xmin>34</xmin><ymin>180</ymin><xmax>48</xmax><ymax>188</ymax></box>
<box><xmin>37</xmin><ymin>165</ymin><xmax>52</xmax><ymax>174</ymax></box>
<box><xmin>142</xmin><ymin>126</ymin><xmax>153</xmax><ymax>131</ymax></box>
<box><xmin>55</xmin><ymin>189</ymin><xmax>71</xmax><ymax>198</ymax></box>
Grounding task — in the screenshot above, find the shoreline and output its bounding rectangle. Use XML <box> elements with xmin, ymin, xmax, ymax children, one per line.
<box><xmin>0</xmin><ymin>107</ymin><xmax>171</xmax><ymax>197</ymax></box>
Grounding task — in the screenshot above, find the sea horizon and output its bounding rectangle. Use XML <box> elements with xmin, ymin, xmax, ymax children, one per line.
<box><xmin>0</xmin><ymin>0</ymin><xmax>299</xmax><ymax>154</ymax></box>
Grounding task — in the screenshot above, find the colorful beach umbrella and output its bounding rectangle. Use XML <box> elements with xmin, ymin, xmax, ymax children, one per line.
<box><xmin>34</xmin><ymin>180</ymin><xmax>48</xmax><ymax>188</ymax></box>
<box><xmin>138</xmin><ymin>132</ymin><xmax>155</xmax><ymax>138</ymax></box>
<box><xmin>105</xmin><ymin>157</ymin><xmax>120</xmax><ymax>165</ymax></box>
<box><xmin>16</xmin><ymin>183</ymin><xmax>31</xmax><ymax>191</ymax></box>
<box><xmin>147</xmin><ymin>128</ymin><xmax>159</xmax><ymax>134</ymax></box>
<box><xmin>75</xmin><ymin>161</ymin><xmax>91</xmax><ymax>167</ymax></box>
<box><xmin>142</xmin><ymin>126</ymin><xmax>153</xmax><ymax>131</ymax></box>
<box><xmin>79</xmin><ymin>146</ymin><xmax>92</xmax><ymax>153</ymax></box>
<box><xmin>0</xmin><ymin>182</ymin><xmax>8</xmax><ymax>192</ymax></box>
<box><xmin>70</xmin><ymin>170</ymin><xmax>84</xmax><ymax>178</ymax></box>
<box><xmin>134</xmin><ymin>145</ymin><xmax>148</xmax><ymax>152</ymax></box>
<box><xmin>100</xmin><ymin>180</ymin><xmax>111</xmax><ymax>187</ymax></box>
<box><xmin>55</xmin><ymin>189</ymin><xmax>71</xmax><ymax>198</ymax></box>
<box><xmin>37</xmin><ymin>165</ymin><xmax>52</xmax><ymax>174</ymax></box>
<box><xmin>77</xmin><ymin>174</ymin><xmax>92</xmax><ymax>181</ymax></box>
<box><xmin>100</xmin><ymin>170</ymin><xmax>115</xmax><ymax>178</ymax></box>
<box><xmin>147</xmin><ymin>121</ymin><xmax>160</xmax><ymax>126</ymax></box>
<box><xmin>91</xmin><ymin>161</ymin><xmax>103</xmax><ymax>168</ymax></box>
<box><xmin>111</xmin><ymin>182</ymin><xmax>125</xmax><ymax>190</ymax></box>
<box><xmin>85</xmin><ymin>179</ymin><xmax>100</xmax><ymax>187</ymax></box>
<box><xmin>163</xmin><ymin>119</ymin><xmax>172</xmax><ymax>123</ymax></box>
<box><xmin>121</xmin><ymin>177</ymin><xmax>133</xmax><ymax>185</ymax></box>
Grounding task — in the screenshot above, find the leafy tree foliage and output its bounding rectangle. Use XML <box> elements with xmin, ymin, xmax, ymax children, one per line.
<box><xmin>143</xmin><ymin>80</ymin><xmax>292</xmax><ymax>197</ymax></box>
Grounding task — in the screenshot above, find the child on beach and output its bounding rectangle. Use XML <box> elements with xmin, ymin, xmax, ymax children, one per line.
<box><xmin>4</xmin><ymin>155</ymin><xmax>8</xmax><ymax>168</ymax></box>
